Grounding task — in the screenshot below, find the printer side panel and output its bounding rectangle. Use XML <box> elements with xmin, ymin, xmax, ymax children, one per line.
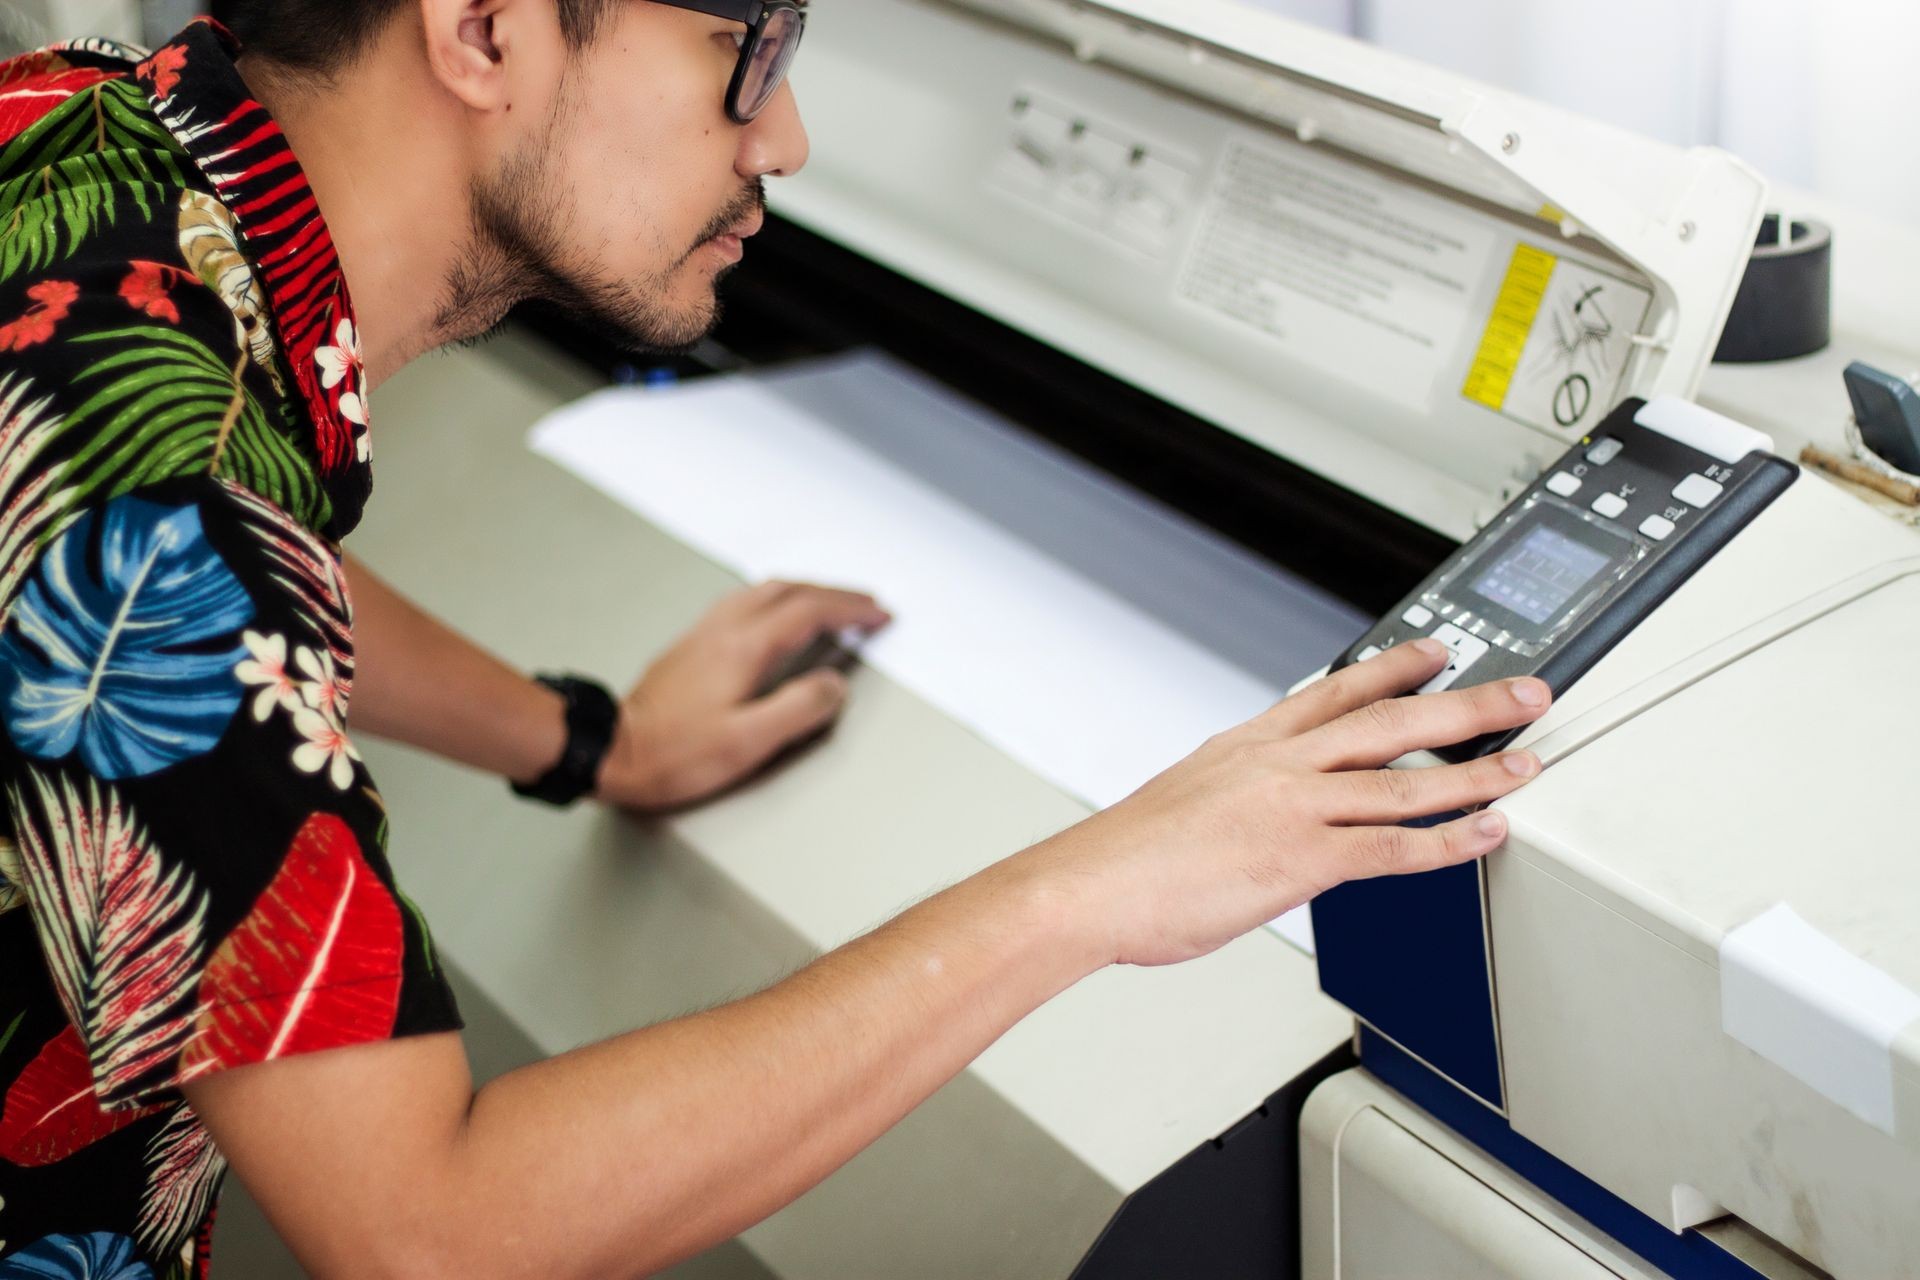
<box><xmin>1492</xmin><ymin>572</ymin><xmax>1920</xmax><ymax>1278</ymax></box>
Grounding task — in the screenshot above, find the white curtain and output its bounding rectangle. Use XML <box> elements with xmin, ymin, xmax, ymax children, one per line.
<box><xmin>1237</xmin><ymin>0</ymin><xmax>1920</xmax><ymax>232</ymax></box>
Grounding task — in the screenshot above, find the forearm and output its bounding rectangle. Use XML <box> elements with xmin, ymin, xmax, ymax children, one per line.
<box><xmin>247</xmin><ymin>849</ymin><xmax>1096</xmax><ymax>1279</ymax></box>
<box><xmin>453</xmin><ymin>852</ymin><xmax>1092</xmax><ymax>1278</ymax></box>
<box><xmin>342</xmin><ymin>553</ymin><xmax>564</xmax><ymax>784</ymax></box>
<box><xmin>195</xmin><ymin>645</ymin><xmax>1550</xmax><ymax>1278</ymax></box>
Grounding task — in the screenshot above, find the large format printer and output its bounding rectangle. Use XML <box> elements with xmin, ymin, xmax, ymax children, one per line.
<box><xmin>346</xmin><ymin>1</ymin><xmax>1920</xmax><ymax>1278</ymax></box>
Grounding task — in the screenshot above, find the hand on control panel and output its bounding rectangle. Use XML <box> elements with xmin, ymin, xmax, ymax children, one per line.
<box><xmin>1027</xmin><ymin>641</ymin><xmax>1550</xmax><ymax>968</ymax></box>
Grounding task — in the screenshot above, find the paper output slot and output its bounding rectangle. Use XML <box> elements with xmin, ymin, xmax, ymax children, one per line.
<box><xmin>528</xmin><ymin>352</ymin><xmax>1370</xmax><ymax>951</ymax></box>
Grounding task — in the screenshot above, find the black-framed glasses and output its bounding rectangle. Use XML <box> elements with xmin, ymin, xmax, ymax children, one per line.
<box><xmin>654</xmin><ymin>0</ymin><xmax>808</xmax><ymax>124</ymax></box>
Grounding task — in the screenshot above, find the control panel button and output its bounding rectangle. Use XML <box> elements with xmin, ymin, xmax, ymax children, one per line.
<box><xmin>1639</xmin><ymin>514</ymin><xmax>1676</xmax><ymax>541</ymax></box>
<box><xmin>1672</xmin><ymin>473</ymin><xmax>1724</xmax><ymax>508</ymax></box>
<box><xmin>1401</xmin><ymin>604</ymin><xmax>1435</xmax><ymax>628</ymax></box>
<box><xmin>1357</xmin><ymin>645</ymin><xmax>1383</xmax><ymax>662</ymax></box>
<box><xmin>1591</xmin><ymin>492</ymin><xmax>1629</xmax><ymax>520</ymax></box>
<box><xmin>1585</xmin><ymin>437</ymin><xmax>1624</xmax><ymax>466</ymax></box>
<box><xmin>1546</xmin><ymin>471</ymin><xmax>1583</xmax><ymax>498</ymax></box>
<box><xmin>1418</xmin><ymin>623</ymin><xmax>1493</xmax><ymax>694</ymax></box>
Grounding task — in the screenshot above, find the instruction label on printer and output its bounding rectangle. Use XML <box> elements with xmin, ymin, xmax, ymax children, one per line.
<box><xmin>1176</xmin><ymin>137</ymin><xmax>1497</xmax><ymax>411</ymax></box>
<box><xmin>1463</xmin><ymin>244</ymin><xmax>1655</xmax><ymax>436</ymax></box>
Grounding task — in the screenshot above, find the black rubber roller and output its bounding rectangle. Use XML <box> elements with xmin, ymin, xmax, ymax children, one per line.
<box><xmin>1714</xmin><ymin>214</ymin><xmax>1833</xmax><ymax>363</ymax></box>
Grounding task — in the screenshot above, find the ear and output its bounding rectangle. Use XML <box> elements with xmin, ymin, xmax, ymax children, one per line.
<box><xmin>419</xmin><ymin>0</ymin><xmax>514</xmax><ymax>112</ymax></box>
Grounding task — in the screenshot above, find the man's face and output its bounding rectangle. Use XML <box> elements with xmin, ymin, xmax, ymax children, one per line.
<box><xmin>448</xmin><ymin>2</ymin><xmax>810</xmax><ymax>353</ymax></box>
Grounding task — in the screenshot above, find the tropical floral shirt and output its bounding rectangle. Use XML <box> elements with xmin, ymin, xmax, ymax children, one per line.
<box><xmin>0</xmin><ymin>22</ymin><xmax>460</xmax><ymax>1278</ymax></box>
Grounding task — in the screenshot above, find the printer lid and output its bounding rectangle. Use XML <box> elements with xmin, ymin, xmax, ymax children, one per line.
<box><xmin>775</xmin><ymin>0</ymin><xmax>1767</xmax><ymax>539</ymax></box>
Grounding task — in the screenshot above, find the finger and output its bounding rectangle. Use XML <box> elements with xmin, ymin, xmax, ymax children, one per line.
<box><xmin>753</xmin><ymin>588</ymin><xmax>891</xmax><ymax>658</ymax></box>
<box><xmin>723</xmin><ymin>668</ymin><xmax>851</xmax><ymax>775</ymax></box>
<box><xmin>1325</xmin><ymin>752</ymin><xmax>1540</xmax><ymax>825</ymax></box>
<box><xmin>1261</xmin><ymin>640</ymin><xmax>1450</xmax><ymax>737</ymax></box>
<box><xmin>742</xmin><ymin>579</ymin><xmax>883</xmax><ymax>616</ymax></box>
<box><xmin>1299</xmin><ymin>676</ymin><xmax>1551</xmax><ymax>771</ymax></box>
<box><xmin>700</xmin><ymin>580</ymin><xmax>798</xmax><ymax>627</ymax></box>
<box><xmin>1341</xmin><ymin>809</ymin><xmax>1510</xmax><ymax>881</ymax></box>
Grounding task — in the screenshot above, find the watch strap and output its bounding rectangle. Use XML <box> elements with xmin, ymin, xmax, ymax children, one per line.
<box><xmin>510</xmin><ymin>674</ymin><xmax>619</xmax><ymax>807</ymax></box>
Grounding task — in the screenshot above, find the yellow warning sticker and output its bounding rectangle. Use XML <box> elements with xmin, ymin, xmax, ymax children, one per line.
<box><xmin>1462</xmin><ymin>244</ymin><xmax>1557</xmax><ymax>412</ymax></box>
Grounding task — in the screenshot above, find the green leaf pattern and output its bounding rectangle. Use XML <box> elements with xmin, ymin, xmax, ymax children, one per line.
<box><xmin>0</xmin><ymin>83</ymin><xmax>187</xmax><ymax>280</ymax></box>
<box><xmin>0</xmin><ymin>78</ymin><xmax>326</xmax><ymax>532</ymax></box>
<box><xmin>56</xmin><ymin>326</ymin><xmax>326</xmax><ymax>528</ymax></box>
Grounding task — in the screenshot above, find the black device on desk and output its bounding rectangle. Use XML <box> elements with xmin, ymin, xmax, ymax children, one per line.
<box><xmin>1333</xmin><ymin>396</ymin><xmax>1797</xmax><ymax>760</ymax></box>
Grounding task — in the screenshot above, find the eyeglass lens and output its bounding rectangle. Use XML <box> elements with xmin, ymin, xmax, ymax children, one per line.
<box><xmin>735</xmin><ymin>5</ymin><xmax>803</xmax><ymax>121</ymax></box>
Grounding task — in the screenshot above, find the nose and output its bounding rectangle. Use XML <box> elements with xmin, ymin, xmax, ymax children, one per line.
<box><xmin>737</xmin><ymin>81</ymin><xmax>809</xmax><ymax>179</ymax></box>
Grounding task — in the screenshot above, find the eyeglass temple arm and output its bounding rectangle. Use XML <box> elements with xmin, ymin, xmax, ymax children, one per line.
<box><xmin>657</xmin><ymin>0</ymin><xmax>767</xmax><ymax>22</ymax></box>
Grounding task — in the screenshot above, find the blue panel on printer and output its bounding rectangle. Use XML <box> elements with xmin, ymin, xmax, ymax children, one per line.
<box><xmin>1311</xmin><ymin>837</ymin><xmax>1502</xmax><ymax>1109</ymax></box>
<box><xmin>1313</xmin><ymin>399</ymin><xmax>1797</xmax><ymax>1115</ymax></box>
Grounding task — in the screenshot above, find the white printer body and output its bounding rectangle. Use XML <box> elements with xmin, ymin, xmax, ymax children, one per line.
<box><xmin>625</xmin><ymin>1</ymin><xmax>1920</xmax><ymax>1275</ymax></box>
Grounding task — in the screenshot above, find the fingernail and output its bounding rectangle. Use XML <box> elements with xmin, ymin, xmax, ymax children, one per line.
<box><xmin>1501</xmin><ymin>752</ymin><xmax>1539</xmax><ymax>778</ymax></box>
<box><xmin>1511</xmin><ymin>678</ymin><xmax>1549</xmax><ymax>708</ymax></box>
<box><xmin>1413</xmin><ymin>638</ymin><xmax>1446</xmax><ymax>658</ymax></box>
<box><xmin>1477</xmin><ymin>812</ymin><xmax>1506</xmax><ymax>838</ymax></box>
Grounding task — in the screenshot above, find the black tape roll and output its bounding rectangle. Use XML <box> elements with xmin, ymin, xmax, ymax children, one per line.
<box><xmin>1713</xmin><ymin>215</ymin><xmax>1833</xmax><ymax>363</ymax></box>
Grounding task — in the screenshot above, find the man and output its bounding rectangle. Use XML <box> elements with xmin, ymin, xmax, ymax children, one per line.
<box><xmin>0</xmin><ymin>3</ymin><xmax>1549</xmax><ymax>1276</ymax></box>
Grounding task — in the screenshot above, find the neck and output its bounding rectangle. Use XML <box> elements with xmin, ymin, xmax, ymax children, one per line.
<box><xmin>239</xmin><ymin>43</ymin><xmax>492</xmax><ymax>391</ymax></box>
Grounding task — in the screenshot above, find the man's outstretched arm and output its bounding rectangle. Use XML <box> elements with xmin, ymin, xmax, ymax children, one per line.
<box><xmin>187</xmin><ymin>644</ymin><xmax>1550</xmax><ymax>1280</ymax></box>
<box><xmin>341</xmin><ymin>554</ymin><xmax>889</xmax><ymax>810</ymax></box>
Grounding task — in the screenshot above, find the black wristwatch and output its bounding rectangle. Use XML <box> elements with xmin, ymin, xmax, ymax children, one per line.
<box><xmin>510</xmin><ymin>674</ymin><xmax>619</xmax><ymax>808</ymax></box>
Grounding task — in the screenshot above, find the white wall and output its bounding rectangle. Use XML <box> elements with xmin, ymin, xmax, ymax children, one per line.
<box><xmin>1365</xmin><ymin>0</ymin><xmax>1727</xmax><ymax>149</ymax></box>
<box><xmin>1235</xmin><ymin>0</ymin><xmax>1920</xmax><ymax>233</ymax></box>
<box><xmin>1</xmin><ymin>0</ymin><xmax>141</xmax><ymax>53</ymax></box>
<box><xmin>1801</xmin><ymin>1</ymin><xmax>1920</xmax><ymax>229</ymax></box>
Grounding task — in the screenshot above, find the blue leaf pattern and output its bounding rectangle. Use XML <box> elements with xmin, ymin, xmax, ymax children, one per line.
<box><xmin>0</xmin><ymin>496</ymin><xmax>254</xmax><ymax>780</ymax></box>
<box><xmin>0</xmin><ymin>1233</ymin><xmax>153</xmax><ymax>1279</ymax></box>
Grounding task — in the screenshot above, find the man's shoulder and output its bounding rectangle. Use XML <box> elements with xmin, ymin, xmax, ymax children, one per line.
<box><xmin>0</xmin><ymin>200</ymin><xmax>333</xmax><ymax>547</ymax></box>
<box><xmin>0</xmin><ymin>40</ymin><xmax>157</xmax><ymax>154</ymax></box>
<box><xmin>0</xmin><ymin>40</ymin><xmax>198</xmax><ymax>267</ymax></box>
<box><xmin>0</xmin><ymin>31</ymin><xmax>342</xmax><ymax>541</ymax></box>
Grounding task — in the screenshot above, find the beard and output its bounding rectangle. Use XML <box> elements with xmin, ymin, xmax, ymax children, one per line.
<box><xmin>435</xmin><ymin>114</ymin><xmax>764</xmax><ymax>357</ymax></box>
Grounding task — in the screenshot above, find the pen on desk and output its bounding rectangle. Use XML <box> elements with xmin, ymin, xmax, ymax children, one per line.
<box><xmin>1799</xmin><ymin>444</ymin><xmax>1920</xmax><ymax>506</ymax></box>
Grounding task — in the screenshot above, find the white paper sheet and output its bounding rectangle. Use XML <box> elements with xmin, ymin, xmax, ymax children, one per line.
<box><xmin>528</xmin><ymin>352</ymin><xmax>1369</xmax><ymax>952</ymax></box>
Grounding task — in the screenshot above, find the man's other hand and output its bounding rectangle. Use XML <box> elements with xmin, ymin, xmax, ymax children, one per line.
<box><xmin>595</xmin><ymin>580</ymin><xmax>891</xmax><ymax>811</ymax></box>
<box><xmin>1026</xmin><ymin>639</ymin><xmax>1553</xmax><ymax>969</ymax></box>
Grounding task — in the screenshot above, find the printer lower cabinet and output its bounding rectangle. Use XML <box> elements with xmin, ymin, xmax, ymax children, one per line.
<box><xmin>1071</xmin><ymin>1047</ymin><xmax>1351</xmax><ymax>1280</ymax></box>
<box><xmin>1300</xmin><ymin>1071</ymin><xmax>1659</xmax><ymax>1280</ymax></box>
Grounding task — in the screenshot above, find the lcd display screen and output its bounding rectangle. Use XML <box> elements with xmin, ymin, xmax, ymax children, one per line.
<box><xmin>1469</xmin><ymin>524</ymin><xmax>1615</xmax><ymax>626</ymax></box>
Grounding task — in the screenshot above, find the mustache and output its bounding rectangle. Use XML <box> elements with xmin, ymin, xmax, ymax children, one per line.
<box><xmin>690</xmin><ymin>179</ymin><xmax>767</xmax><ymax>252</ymax></box>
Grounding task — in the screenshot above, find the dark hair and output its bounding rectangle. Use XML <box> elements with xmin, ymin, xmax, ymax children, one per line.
<box><xmin>212</xmin><ymin>0</ymin><xmax>622</xmax><ymax>73</ymax></box>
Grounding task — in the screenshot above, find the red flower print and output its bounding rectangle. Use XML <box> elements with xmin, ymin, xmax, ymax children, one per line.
<box><xmin>180</xmin><ymin>814</ymin><xmax>403</xmax><ymax>1077</ymax></box>
<box><xmin>0</xmin><ymin>279</ymin><xmax>80</xmax><ymax>352</ymax></box>
<box><xmin>0</xmin><ymin>51</ymin><xmax>69</xmax><ymax>90</ymax></box>
<box><xmin>293</xmin><ymin>358</ymin><xmax>355</xmax><ymax>474</ymax></box>
<box><xmin>0</xmin><ymin>61</ymin><xmax>114</xmax><ymax>145</ymax></box>
<box><xmin>119</xmin><ymin>261</ymin><xmax>191</xmax><ymax>324</ymax></box>
<box><xmin>137</xmin><ymin>44</ymin><xmax>189</xmax><ymax>101</ymax></box>
<box><xmin>28</xmin><ymin>280</ymin><xmax>76</xmax><ymax>311</ymax></box>
<box><xmin>0</xmin><ymin>1027</ymin><xmax>165</xmax><ymax>1166</ymax></box>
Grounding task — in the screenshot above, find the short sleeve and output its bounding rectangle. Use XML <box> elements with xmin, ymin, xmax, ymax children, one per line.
<box><xmin>0</xmin><ymin>474</ymin><xmax>459</xmax><ymax>1110</ymax></box>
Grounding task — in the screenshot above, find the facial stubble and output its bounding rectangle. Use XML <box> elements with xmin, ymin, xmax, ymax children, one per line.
<box><xmin>436</xmin><ymin>92</ymin><xmax>764</xmax><ymax>356</ymax></box>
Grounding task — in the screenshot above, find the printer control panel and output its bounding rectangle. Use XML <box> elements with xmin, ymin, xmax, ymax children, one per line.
<box><xmin>1334</xmin><ymin>397</ymin><xmax>1797</xmax><ymax>760</ymax></box>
